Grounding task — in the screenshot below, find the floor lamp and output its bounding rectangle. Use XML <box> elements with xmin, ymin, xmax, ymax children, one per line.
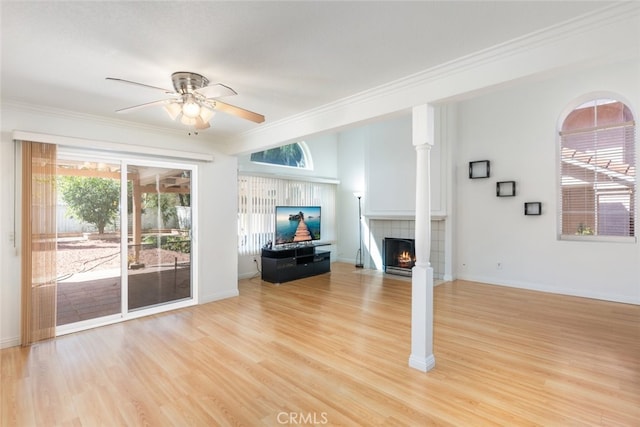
<box><xmin>354</xmin><ymin>193</ymin><xmax>364</xmax><ymax>268</ymax></box>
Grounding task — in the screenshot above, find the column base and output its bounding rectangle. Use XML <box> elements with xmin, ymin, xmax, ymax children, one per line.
<box><xmin>408</xmin><ymin>354</ymin><xmax>436</xmax><ymax>372</ymax></box>
<box><xmin>410</xmin><ymin>263</ymin><xmax>434</xmax><ymax>372</ymax></box>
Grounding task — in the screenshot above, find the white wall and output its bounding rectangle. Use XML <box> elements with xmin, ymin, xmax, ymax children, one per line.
<box><xmin>0</xmin><ymin>105</ymin><xmax>239</xmax><ymax>348</ymax></box>
<box><xmin>365</xmin><ymin>114</ymin><xmax>415</xmax><ymax>216</ymax></box>
<box><xmin>335</xmin><ymin>113</ymin><xmax>449</xmax><ymax>266</ymax></box>
<box><xmin>197</xmin><ymin>153</ymin><xmax>239</xmax><ymax>303</ymax></box>
<box><xmin>0</xmin><ymin>134</ymin><xmax>14</xmax><ymax>348</ymax></box>
<box><xmin>336</xmin><ymin>125</ymin><xmax>367</xmax><ymax>264</ymax></box>
<box><xmin>454</xmin><ymin>58</ymin><xmax>640</xmax><ymax>304</ymax></box>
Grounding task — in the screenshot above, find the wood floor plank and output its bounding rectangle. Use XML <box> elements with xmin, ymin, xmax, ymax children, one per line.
<box><xmin>2</xmin><ymin>262</ymin><xmax>639</xmax><ymax>426</ymax></box>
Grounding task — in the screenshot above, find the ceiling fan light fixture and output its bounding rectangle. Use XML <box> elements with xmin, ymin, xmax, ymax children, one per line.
<box><xmin>182</xmin><ymin>95</ymin><xmax>201</xmax><ymax>118</ymax></box>
<box><xmin>180</xmin><ymin>115</ymin><xmax>197</xmax><ymax>126</ymax></box>
<box><xmin>195</xmin><ymin>116</ymin><xmax>211</xmax><ymax>130</ymax></box>
<box><xmin>199</xmin><ymin>106</ymin><xmax>215</xmax><ymax>123</ymax></box>
<box><xmin>108</xmin><ymin>71</ymin><xmax>264</xmax><ymax>129</ymax></box>
<box><xmin>164</xmin><ymin>102</ymin><xmax>182</xmax><ymax>120</ymax></box>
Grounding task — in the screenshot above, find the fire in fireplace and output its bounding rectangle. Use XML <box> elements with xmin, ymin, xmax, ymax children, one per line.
<box><xmin>383</xmin><ymin>238</ymin><xmax>416</xmax><ymax>276</ymax></box>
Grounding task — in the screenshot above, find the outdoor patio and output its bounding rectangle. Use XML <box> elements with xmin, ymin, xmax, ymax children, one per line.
<box><xmin>56</xmin><ymin>237</ymin><xmax>191</xmax><ymax>325</ymax></box>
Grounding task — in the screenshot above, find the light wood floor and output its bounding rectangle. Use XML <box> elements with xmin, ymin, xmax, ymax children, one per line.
<box><xmin>2</xmin><ymin>263</ymin><xmax>639</xmax><ymax>426</ymax></box>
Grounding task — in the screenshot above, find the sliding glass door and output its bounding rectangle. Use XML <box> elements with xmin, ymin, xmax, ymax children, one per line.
<box><xmin>55</xmin><ymin>152</ymin><xmax>196</xmax><ymax>333</ymax></box>
<box><xmin>126</xmin><ymin>164</ymin><xmax>192</xmax><ymax>311</ymax></box>
<box><xmin>56</xmin><ymin>158</ymin><xmax>123</xmax><ymax>326</ymax></box>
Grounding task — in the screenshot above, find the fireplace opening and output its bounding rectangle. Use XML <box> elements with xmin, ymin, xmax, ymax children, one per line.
<box><xmin>383</xmin><ymin>238</ymin><xmax>415</xmax><ymax>276</ymax></box>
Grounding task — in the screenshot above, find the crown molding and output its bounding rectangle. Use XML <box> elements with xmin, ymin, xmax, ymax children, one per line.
<box><xmin>1</xmin><ymin>100</ymin><xmax>187</xmax><ymax>137</ymax></box>
<box><xmin>225</xmin><ymin>2</ymin><xmax>640</xmax><ymax>155</ymax></box>
<box><xmin>12</xmin><ymin>130</ymin><xmax>214</xmax><ymax>162</ymax></box>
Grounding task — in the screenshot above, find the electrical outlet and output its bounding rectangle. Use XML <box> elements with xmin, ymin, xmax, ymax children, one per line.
<box><xmin>497</xmin><ymin>262</ymin><xmax>503</xmax><ymax>270</ymax></box>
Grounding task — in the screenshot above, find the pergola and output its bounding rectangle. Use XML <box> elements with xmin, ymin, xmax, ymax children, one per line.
<box><xmin>56</xmin><ymin>160</ymin><xmax>191</xmax><ymax>264</ymax></box>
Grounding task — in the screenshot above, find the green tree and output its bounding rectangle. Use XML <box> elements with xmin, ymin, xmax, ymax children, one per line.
<box><xmin>143</xmin><ymin>192</ymin><xmax>178</xmax><ymax>227</ymax></box>
<box><xmin>59</xmin><ymin>176</ymin><xmax>120</xmax><ymax>234</ymax></box>
<box><xmin>250</xmin><ymin>143</ymin><xmax>306</xmax><ymax>167</ymax></box>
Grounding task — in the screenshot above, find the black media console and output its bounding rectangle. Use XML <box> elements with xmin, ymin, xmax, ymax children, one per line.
<box><xmin>261</xmin><ymin>244</ymin><xmax>330</xmax><ymax>283</ymax></box>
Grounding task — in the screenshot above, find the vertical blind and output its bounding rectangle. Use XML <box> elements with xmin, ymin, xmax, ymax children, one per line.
<box><xmin>21</xmin><ymin>141</ymin><xmax>58</xmax><ymax>345</ymax></box>
<box><xmin>238</xmin><ymin>175</ymin><xmax>336</xmax><ymax>255</ymax></box>
<box><xmin>559</xmin><ymin>100</ymin><xmax>636</xmax><ymax>237</ymax></box>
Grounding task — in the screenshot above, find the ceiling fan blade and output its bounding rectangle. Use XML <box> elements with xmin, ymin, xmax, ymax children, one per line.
<box><xmin>115</xmin><ymin>99</ymin><xmax>172</xmax><ymax>113</ymax></box>
<box><xmin>210</xmin><ymin>100</ymin><xmax>265</xmax><ymax>123</ymax></box>
<box><xmin>106</xmin><ymin>77</ymin><xmax>175</xmax><ymax>94</ymax></box>
<box><xmin>195</xmin><ymin>83</ymin><xmax>237</xmax><ymax>99</ymax></box>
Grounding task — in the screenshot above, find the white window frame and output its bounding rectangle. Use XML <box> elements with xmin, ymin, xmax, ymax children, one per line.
<box><xmin>557</xmin><ymin>95</ymin><xmax>637</xmax><ymax>243</ymax></box>
<box><xmin>249</xmin><ymin>141</ymin><xmax>314</xmax><ymax>170</ymax></box>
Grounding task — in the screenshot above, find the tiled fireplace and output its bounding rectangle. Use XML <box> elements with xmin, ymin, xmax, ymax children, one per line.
<box><xmin>368</xmin><ymin>218</ymin><xmax>445</xmax><ymax>280</ymax></box>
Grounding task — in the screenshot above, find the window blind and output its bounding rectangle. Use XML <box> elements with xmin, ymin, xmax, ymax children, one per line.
<box><xmin>559</xmin><ymin>100</ymin><xmax>636</xmax><ymax>238</ymax></box>
<box><xmin>21</xmin><ymin>141</ymin><xmax>58</xmax><ymax>345</ymax></box>
<box><xmin>237</xmin><ymin>175</ymin><xmax>336</xmax><ymax>255</ymax></box>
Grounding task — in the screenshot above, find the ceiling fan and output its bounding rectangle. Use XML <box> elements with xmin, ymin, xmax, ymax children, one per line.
<box><xmin>106</xmin><ymin>71</ymin><xmax>265</xmax><ymax>130</ymax></box>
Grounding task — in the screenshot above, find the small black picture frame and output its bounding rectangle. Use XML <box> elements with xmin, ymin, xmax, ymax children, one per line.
<box><xmin>496</xmin><ymin>181</ymin><xmax>516</xmax><ymax>197</ymax></box>
<box><xmin>469</xmin><ymin>160</ymin><xmax>490</xmax><ymax>179</ymax></box>
<box><xmin>524</xmin><ymin>202</ymin><xmax>542</xmax><ymax>215</ymax></box>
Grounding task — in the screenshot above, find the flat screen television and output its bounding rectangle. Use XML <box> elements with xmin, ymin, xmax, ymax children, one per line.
<box><xmin>274</xmin><ymin>206</ymin><xmax>321</xmax><ymax>245</ymax></box>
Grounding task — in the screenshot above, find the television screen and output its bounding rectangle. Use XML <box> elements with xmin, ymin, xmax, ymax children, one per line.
<box><xmin>275</xmin><ymin>206</ymin><xmax>321</xmax><ymax>245</ymax></box>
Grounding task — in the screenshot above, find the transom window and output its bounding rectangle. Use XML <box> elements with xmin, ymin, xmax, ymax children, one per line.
<box><xmin>559</xmin><ymin>98</ymin><xmax>636</xmax><ymax>240</ymax></box>
<box><xmin>250</xmin><ymin>142</ymin><xmax>312</xmax><ymax>169</ymax></box>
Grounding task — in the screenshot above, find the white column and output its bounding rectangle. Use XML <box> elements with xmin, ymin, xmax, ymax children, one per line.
<box><xmin>409</xmin><ymin>104</ymin><xmax>436</xmax><ymax>372</ymax></box>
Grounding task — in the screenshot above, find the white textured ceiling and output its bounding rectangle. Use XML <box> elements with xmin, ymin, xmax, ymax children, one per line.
<box><xmin>1</xmin><ymin>1</ymin><xmax>613</xmax><ymax>145</ymax></box>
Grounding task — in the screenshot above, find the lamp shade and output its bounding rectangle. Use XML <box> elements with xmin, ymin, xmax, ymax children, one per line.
<box><xmin>164</xmin><ymin>96</ymin><xmax>217</xmax><ymax>129</ymax></box>
<box><xmin>164</xmin><ymin>103</ymin><xmax>182</xmax><ymax>120</ymax></box>
<box><xmin>199</xmin><ymin>106</ymin><xmax>215</xmax><ymax>123</ymax></box>
<box><xmin>195</xmin><ymin>116</ymin><xmax>210</xmax><ymax>130</ymax></box>
<box><xmin>182</xmin><ymin>95</ymin><xmax>201</xmax><ymax>118</ymax></box>
<box><xmin>180</xmin><ymin>115</ymin><xmax>197</xmax><ymax>126</ymax></box>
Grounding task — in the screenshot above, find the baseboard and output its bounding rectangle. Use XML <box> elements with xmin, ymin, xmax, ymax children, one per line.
<box><xmin>456</xmin><ymin>273</ymin><xmax>639</xmax><ymax>305</ymax></box>
<box><xmin>238</xmin><ymin>271</ymin><xmax>262</xmax><ymax>280</ymax></box>
<box><xmin>1</xmin><ymin>336</ymin><xmax>20</xmax><ymax>349</ymax></box>
<box><xmin>200</xmin><ymin>289</ymin><xmax>240</xmax><ymax>304</ymax></box>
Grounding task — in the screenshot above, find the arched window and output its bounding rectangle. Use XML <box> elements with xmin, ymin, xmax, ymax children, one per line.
<box><xmin>559</xmin><ymin>98</ymin><xmax>636</xmax><ymax>239</ymax></box>
<box><xmin>250</xmin><ymin>142</ymin><xmax>312</xmax><ymax>169</ymax></box>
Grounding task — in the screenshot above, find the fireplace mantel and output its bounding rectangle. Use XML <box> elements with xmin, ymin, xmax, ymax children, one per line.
<box><xmin>366</xmin><ymin>214</ymin><xmax>446</xmax><ymax>221</ymax></box>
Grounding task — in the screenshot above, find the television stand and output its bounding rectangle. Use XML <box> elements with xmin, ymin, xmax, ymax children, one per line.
<box><xmin>261</xmin><ymin>244</ymin><xmax>330</xmax><ymax>284</ymax></box>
